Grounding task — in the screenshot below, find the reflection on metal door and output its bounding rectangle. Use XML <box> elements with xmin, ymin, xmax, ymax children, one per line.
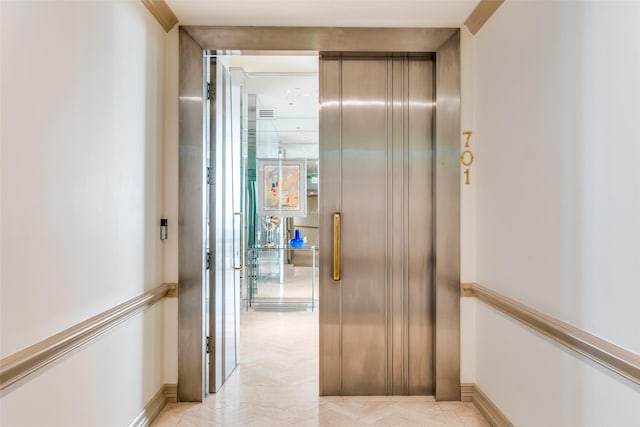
<box><xmin>209</xmin><ymin>60</ymin><xmax>243</xmax><ymax>392</ymax></box>
<box><xmin>320</xmin><ymin>56</ymin><xmax>434</xmax><ymax>395</ymax></box>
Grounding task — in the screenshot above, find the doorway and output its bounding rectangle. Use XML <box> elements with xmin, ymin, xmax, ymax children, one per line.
<box><xmin>208</xmin><ymin>53</ymin><xmax>321</xmax><ymax>394</ymax></box>
<box><xmin>178</xmin><ymin>27</ymin><xmax>461</xmax><ymax>402</ymax></box>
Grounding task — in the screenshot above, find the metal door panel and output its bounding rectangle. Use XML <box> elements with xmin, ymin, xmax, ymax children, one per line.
<box><xmin>407</xmin><ymin>57</ymin><xmax>434</xmax><ymax>395</ymax></box>
<box><xmin>389</xmin><ymin>57</ymin><xmax>435</xmax><ymax>395</ymax></box>
<box><xmin>340</xmin><ymin>58</ymin><xmax>389</xmax><ymax>395</ymax></box>
<box><xmin>434</xmin><ymin>32</ymin><xmax>461</xmax><ymax>401</ymax></box>
<box><xmin>222</xmin><ymin>66</ymin><xmax>235</xmax><ymax>381</ymax></box>
<box><xmin>320</xmin><ymin>55</ymin><xmax>436</xmax><ymax>396</ymax></box>
<box><xmin>178</xmin><ymin>28</ymin><xmax>207</xmax><ymax>402</ymax></box>
<box><xmin>226</xmin><ymin>68</ymin><xmax>242</xmax><ymax>380</ymax></box>
<box><xmin>208</xmin><ymin>58</ymin><xmax>218</xmax><ymax>394</ymax></box>
<box><xmin>390</xmin><ymin>57</ymin><xmax>405</xmax><ymax>395</ymax></box>
<box><xmin>319</xmin><ymin>57</ymin><xmax>342</xmax><ymax>395</ymax></box>
<box><xmin>213</xmin><ymin>60</ymin><xmax>227</xmax><ymax>392</ymax></box>
<box><xmin>211</xmin><ymin>60</ymin><xmax>241</xmax><ymax>393</ymax></box>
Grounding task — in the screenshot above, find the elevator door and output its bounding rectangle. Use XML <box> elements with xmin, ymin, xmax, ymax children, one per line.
<box><xmin>320</xmin><ymin>55</ymin><xmax>434</xmax><ymax>395</ymax></box>
<box><xmin>209</xmin><ymin>59</ymin><xmax>241</xmax><ymax>393</ymax></box>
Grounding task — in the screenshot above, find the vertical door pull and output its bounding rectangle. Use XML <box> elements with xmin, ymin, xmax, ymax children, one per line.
<box><xmin>333</xmin><ymin>212</ymin><xmax>341</xmax><ymax>281</ymax></box>
<box><xmin>234</xmin><ymin>212</ymin><xmax>245</xmax><ymax>271</ymax></box>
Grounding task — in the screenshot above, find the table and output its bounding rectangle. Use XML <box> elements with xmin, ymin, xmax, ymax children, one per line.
<box><xmin>246</xmin><ymin>246</ymin><xmax>317</xmax><ymax>311</ymax></box>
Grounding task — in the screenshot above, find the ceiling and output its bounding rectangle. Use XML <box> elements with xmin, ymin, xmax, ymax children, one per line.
<box><xmin>167</xmin><ymin>0</ymin><xmax>479</xmax><ymax>27</ymax></box>
<box><xmin>223</xmin><ymin>55</ymin><xmax>318</xmax><ymax>73</ymax></box>
<box><xmin>218</xmin><ymin>55</ymin><xmax>320</xmax><ymax>150</ymax></box>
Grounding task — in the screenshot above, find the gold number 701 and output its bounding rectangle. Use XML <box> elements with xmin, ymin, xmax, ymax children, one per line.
<box><xmin>462</xmin><ymin>131</ymin><xmax>473</xmax><ymax>185</ymax></box>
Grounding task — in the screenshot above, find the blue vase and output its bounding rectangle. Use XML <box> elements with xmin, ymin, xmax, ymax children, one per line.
<box><xmin>289</xmin><ymin>229</ymin><xmax>305</xmax><ymax>248</ymax></box>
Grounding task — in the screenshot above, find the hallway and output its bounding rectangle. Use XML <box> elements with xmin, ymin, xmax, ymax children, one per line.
<box><xmin>4</xmin><ymin>2</ymin><xmax>640</xmax><ymax>426</ymax></box>
<box><xmin>152</xmin><ymin>311</ymin><xmax>489</xmax><ymax>426</ymax></box>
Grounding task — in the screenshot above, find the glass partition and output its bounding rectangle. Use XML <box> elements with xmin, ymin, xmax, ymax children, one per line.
<box><xmin>216</xmin><ymin>57</ymin><xmax>319</xmax><ymax>312</ymax></box>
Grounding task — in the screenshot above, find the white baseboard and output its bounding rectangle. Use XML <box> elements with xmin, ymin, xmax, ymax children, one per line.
<box><xmin>128</xmin><ymin>384</ymin><xmax>177</xmax><ymax>427</ymax></box>
<box><xmin>461</xmin><ymin>383</ymin><xmax>513</xmax><ymax>427</ymax></box>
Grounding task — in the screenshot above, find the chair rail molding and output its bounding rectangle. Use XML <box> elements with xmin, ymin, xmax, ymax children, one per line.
<box><xmin>0</xmin><ymin>283</ymin><xmax>177</xmax><ymax>391</ymax></box>
<box><xmin>461</xmin><ymin>282</ymin><xmax>640</xmax><ymax>386</ymax></box>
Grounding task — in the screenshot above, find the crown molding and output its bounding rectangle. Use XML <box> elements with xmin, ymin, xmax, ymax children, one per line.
<box><xmin>141</xmin><ymin>0</ymin><xmax>178</xmax><ymax>33</ymax></box>
<box><xmin>464</xmin><ymin>0</ymin><xmax>505</xmax><ymax>35</ymax></box>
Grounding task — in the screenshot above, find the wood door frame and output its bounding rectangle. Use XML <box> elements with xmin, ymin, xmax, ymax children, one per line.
<box><xmin>178</xmin><ymin>26</ymin><xmax>460</xmax><ymax>402</ymax></box>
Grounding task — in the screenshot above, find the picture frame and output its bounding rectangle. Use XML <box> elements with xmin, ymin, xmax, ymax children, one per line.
<box><xmin>257</xmin><ymin>158</ymin><xmax>307</xmax><ymax>217</ymax></box>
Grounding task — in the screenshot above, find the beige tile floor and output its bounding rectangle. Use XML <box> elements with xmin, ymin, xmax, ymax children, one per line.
<box><xmin>152</xmin><ymin>311</ymin><xmax>489</xmax><ymax>427</ymax></box>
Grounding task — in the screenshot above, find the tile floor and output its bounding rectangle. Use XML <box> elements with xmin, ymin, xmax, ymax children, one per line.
<box><xmin>151</xmin><ymin>310</ymin><xmax>489</xmax><ymax>427</ymax></box>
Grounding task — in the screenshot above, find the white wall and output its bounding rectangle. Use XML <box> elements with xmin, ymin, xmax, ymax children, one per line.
<box><xmin>472</xmin><ymin>1</ymin><xmax>640</xmax><ymax>425</ymax></box>
<box><xmin>163</xmin><ymin>25</ymin><xmax>179</xmax><ymax>385</ymax></box>
<box><xmin>0</xmin><ymin>1</ymin><xmax>170</xmax><ymax>425</ymax></box>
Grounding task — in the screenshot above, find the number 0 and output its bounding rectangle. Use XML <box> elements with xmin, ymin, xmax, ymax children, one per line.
<box><xmin>461</xmin><ymin>150</ymin><xmax>474</xmax><ymax>167</ymax></box>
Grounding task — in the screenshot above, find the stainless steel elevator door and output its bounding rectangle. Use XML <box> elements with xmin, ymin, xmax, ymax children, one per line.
<box><xmin>209</xmin><ymin>59</ymin><xmax>241</xmax><ymax>393</ymax></box>
<box><xmin>320</xmin><ymin>55</ymin><xmax>434</xmax><ymax>395</ymax></box>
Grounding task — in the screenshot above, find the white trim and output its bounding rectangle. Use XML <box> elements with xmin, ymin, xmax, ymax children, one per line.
<box><xmin>128</xmin><ymin>384</ymin><xmax>178</xmax><ymax>427</ymax></box>
<box><xmin>461</xmin><ymin>383</ymin><xmax>513</xmax><ymax>427</ymax></box>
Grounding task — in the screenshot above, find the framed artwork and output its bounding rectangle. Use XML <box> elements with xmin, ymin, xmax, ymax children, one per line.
<box><xmin>257</xmin><ymin>158</ymin><xmax>307</xmax><ymax>217</ymax></box>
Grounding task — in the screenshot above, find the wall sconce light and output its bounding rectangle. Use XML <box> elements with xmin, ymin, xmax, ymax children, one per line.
<box><xmin>160</xmin><ymin>218</ymin><xmax>168</xmax><ymax>240</ymax></box>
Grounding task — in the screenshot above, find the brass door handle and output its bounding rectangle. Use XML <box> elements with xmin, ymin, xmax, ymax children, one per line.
<box><xmin>333</xmin><ymin>212</ymin><xmax>341</xmax><ymax>281</ymax></box>
<box><xmin>234</xmin><ymin>212</ymin><xmax>245</xmax><ymax>271</ymax></box>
